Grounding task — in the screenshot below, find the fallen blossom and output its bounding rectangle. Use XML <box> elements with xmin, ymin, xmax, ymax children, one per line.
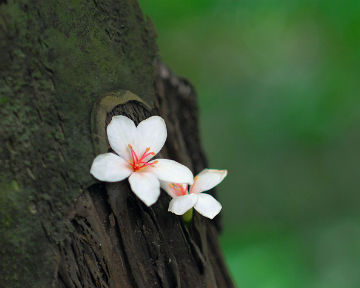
<box><xmin>162</xmin><ymin>169</ymin><xmax>227</xmax><ymax>219</ymax></box>
<box><xmin>90</xmin><ymin>115</ymin><xmax>193</xmax><ymax>206</ymax></box>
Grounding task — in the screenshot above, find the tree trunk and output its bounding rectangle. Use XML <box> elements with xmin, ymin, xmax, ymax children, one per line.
<box><xmin>0</xmin><ymin>1</ymin><xmax>234</xmax><ymax>287</ymax></box>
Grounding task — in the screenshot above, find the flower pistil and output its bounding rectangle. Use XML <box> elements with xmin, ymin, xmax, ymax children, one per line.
<box><xmin>169</xmin><ymin>183</ymin><xmax>188</xmax><ymax>196</ymax></box>
<box><xmin>128</xmin><ymin>144</ymin><xmax>157</xmax><ymax>171</ymax></box>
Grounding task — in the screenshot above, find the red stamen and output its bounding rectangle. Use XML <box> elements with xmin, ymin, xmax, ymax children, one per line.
<box><xmin>127</xmin><ymin>145</ymin><xmax>156</xmax><ymax>172</ymax></box>
<box><xmin>132</xmin><ymin>145</ymin><xmax>139</xmax><ymax>162</ymax></box>
<box><xmin>170</xmin><ymin>183</ymin><xmax>188</xmax><ymax>196</ymax></box>
<box><xmin>138</xmin><ymin>147</ymin><xmax>155</xmax><ymax>162</ymax></box>
<box><xmin>142</xmin><ymin>151</ymin><xmax>155</xmax><ymax>160</ymax></box>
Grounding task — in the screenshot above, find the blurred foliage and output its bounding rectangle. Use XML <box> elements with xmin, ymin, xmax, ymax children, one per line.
<box><xmin>139</xmin><ymin>0</ymin><xmax>360</xmax><ymax>286</ymax></box>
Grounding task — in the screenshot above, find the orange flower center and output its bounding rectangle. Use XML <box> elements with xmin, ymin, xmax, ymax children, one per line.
<box><xmin>128</xmin><ymin>144</ymin><xmax>157</xmax><ymax>172</ymax></box>
<box><xmin>170</xmin><ymin>183</ymin><xmax>188</xmax><ymax>196</ymax></box>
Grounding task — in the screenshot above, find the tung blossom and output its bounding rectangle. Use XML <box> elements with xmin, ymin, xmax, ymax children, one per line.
<box><xmin>162</xmin><ymin>169</ymin><xmax>227</xmax><ymax>219</ymax></box>
<box><xmin>90</xmin><ymin>115</ymin><xmax>193</xmax><ymax>206</ymax></box>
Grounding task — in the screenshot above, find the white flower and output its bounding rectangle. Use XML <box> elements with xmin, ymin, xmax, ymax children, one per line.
<box><xmin>90</xmin><ymin>115</ymin><xmax>194</xmax><ymax>206</ymax></box>
<box><xmin>162</xmin><ymin>169</ymin><xmax>227</xmax><ymax>219</ymax></box>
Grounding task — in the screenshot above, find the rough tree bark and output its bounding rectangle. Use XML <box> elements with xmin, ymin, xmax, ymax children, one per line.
<box><xmin>0</xmin><ymin>0</ymin><xmax>234</xmax><ymax>287</ymax></box>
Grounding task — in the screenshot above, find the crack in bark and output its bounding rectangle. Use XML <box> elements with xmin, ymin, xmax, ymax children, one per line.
<box><xmin>0</xmin><ymin>0</ymin><xmax>234</xmax><ymax>284</ymax></box>
<box><xmin>53</xmin><ymin>92</ymin><xmax>233</xmax><ymax>287</ymax></box>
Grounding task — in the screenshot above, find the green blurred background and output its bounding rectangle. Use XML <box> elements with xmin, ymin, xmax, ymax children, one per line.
<box><xmin>138</xmin><ymin>1</ymin><xmax>360</xmax><ymax>287</ymax></box>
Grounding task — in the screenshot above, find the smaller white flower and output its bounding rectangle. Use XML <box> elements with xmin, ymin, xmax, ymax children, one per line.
<box><xmin>162</xmin><ymin>169</ymin><xmax>227</xmax><ymax>219</ymax></box>
<box><xmin>90</xmin><ymin>115</ymin><xmax>194</xmax><ymax>206</ymax></box>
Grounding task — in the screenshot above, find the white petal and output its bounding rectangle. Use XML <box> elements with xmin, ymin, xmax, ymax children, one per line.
<box><xmin>194</xmin><ymin>193</ymin><xmax>222</xmax><ymax>219</ymax></box>
<box><xmin>90</xmin><ymin>153</ymin><xmax>132</xmax><ymax>182</ymax></box>
<box><xmin>160</xmin><ymin>181</ymin><xmax>188</xmax><ymax>198</ymax></box>
<box><xmin>128</xmin><ymin>172</ymin><xmax>160</xmax><ymax>206</ymax></box>
<box><xmin>136</xmin><ymin>116</ymin><xmax>167</xmax><ymax>161</ymax></box>
<box><xmin>160</xmin><ymin>181</ymin><xmax>176</xmax><ymax>198</ymax></box>
<box><xmin>190</xmin><ymin>169</ymin><xmax>227</xmax><ymax>194</ymax></box>
<box><xmin>168</xmin><ymin>194</ymin><xmax>198</xmax><ymax>215</ymax></box>
<box><xmin>148</xmin><ymin>159</ymin><xmax>193</xmax><ymax>184</ymax></box>
<box><xmin>107</xmin><ymin>116</ymin><xmax>137</xmax><ymax>161</ymax></box>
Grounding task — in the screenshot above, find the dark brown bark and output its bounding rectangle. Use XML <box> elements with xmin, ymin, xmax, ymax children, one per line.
<box><xmin>0</xmin><ymin>0</ymin><xmax>234</xmax><ymax>287</ymax></box>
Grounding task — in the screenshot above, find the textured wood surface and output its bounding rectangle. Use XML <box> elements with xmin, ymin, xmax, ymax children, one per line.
<box><xmin>0</xmin><ymin>1</ymin><xmax>234</xmax><ymax>287</ymax></box>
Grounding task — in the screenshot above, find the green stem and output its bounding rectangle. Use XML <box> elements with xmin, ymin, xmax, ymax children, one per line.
<box><xmin>182</xmin><ymin>208</ymin><xmax>193</xmax><ymax>224</ymax></box>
